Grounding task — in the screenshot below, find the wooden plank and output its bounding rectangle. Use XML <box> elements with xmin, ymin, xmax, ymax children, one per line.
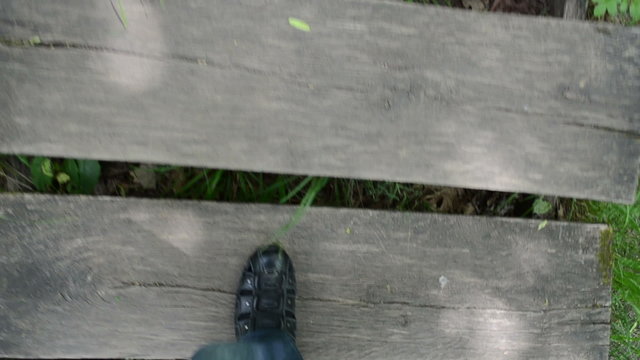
<box><xmin>563</xmin><ymin>0</ymin><xmax>588</xmax><ymax>19</ymax></box>
<box><xmin>0</xmin><ymin>194</ymin><xmax>611</xmax><ymax>359</ymax></box>
<box><xmin>0</xmin><ymin>1</ymin><xmax>638</xmax><ymax>204</ymax></box>
<box><xmin>549</xmin><ymin>0</ymin><xmax>587</xmax><ymax>18</ymax></box>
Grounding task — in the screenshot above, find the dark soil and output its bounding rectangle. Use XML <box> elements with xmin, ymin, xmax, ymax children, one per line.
<box><xmin>412</xmin><ymin>0</ymin><xmax>553</xmax><ymax>16</ymax></box>
<box><xmin>488</xmin><ymin>0</ymin><xmax>550</xmax><ymax>15</ymax></box>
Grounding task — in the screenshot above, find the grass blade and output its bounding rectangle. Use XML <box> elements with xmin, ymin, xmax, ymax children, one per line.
<box><xmin>272</xmin><ymin>177</ymin><xmax>328</xmax><ymax>240</ymax></box>
<box><xmin>279</xmin><ymin>176</ymin><xmax>313</xmax><ymax>204</ymax></box>
<box><xmin>204</xmin><ymin>170</ymin><xmax>224</xmax><ymax>199</ymax></box>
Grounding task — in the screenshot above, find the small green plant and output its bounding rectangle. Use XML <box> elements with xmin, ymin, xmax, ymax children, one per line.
<box><xmin>62</xmin><ymin>159</ymin><xmax>101</xmax><ymax>194</ymax></box>
<box><xmin>532</xmin><ymin>197</ymin><xmax>553</xmax><ymax>216</ymax></box>
<box><xmin>29</xmin><ymin>157</ymin><xmax>54</xmax><ymax>191</ymax></box>
<box><xmin>27</xmin><ymin>157</ymin><xmax>101</xmax><ymax>194</ymax></box>
<box><xmin>593</xmin><ymin>0</ymin><xmax>640</xmax><ymax>22</ymax></box>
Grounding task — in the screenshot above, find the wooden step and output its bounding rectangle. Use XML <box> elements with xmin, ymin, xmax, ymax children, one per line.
<box><xmin>0</xmin><ymin>194</ymin><xmax>611</xmax><ymax>359</ymax></box>
<box><xmin>1</xmin><ymin>0</ymin><xmax>639</xmax><ymax>203</ymax></box>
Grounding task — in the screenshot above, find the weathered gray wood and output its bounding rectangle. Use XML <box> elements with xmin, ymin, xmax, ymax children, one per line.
<box><xmin>0</xmin><ymin>194</ymin><xmax>611</xmax><ymax>359</ymax></box>
<box><xmin>1</xmin><ymin>0</ymin><xmax>639</xmax><ymax>203</ymax></box>
<box><xmin>563</xmin><ymin>0</ymin><xmax>588</xmax><ymax>19</ymax></box>
<box><xmin>550</xmin><ymin>0</ymin><xmax>587</xmax><ymax>18</ymax></box>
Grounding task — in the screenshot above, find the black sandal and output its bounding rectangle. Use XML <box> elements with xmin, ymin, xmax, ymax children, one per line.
<box><xmin>235</xmin><ymin>244</ymin><xmax>297</xmax><ymax>339</ymax></box>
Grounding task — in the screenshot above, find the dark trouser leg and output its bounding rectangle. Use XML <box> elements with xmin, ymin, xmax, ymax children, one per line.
<box><xmin>192</xmin><ymin>329</ymin><xmax>303</xmax><ymax>360</ymax></box>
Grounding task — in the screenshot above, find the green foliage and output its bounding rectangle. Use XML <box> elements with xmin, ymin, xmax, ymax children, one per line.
<box><xmin>169</xmin><ymin>169</ymin><xmax>434</xmax><ymax>212</ymax></box>
<box><xmin>632</xmin><ymin>0</ymin><xmax>640</xmax><ymax>19</ymax></box>
<box><xmin>532</xmin><ymin>197</ymin><xmax>552</xmax><ymax>215</ymax></box>
<box><xmin>273</xmin><ymin>177</ymin><xmax>328</xmax><ymax>240</ymax></box>
<box><xmin>593</xmin><ymin>0</ymin><xmax>640</xmax><ymax>22</ymax></box>
<box><xmin>63</xmin><ymin>159</ymin><xmax>101</xmax><ymax>194</ymax></box>
<box><xmin>29</xmin><ymin>157</ymin><xmax>54</xmax><ymax>191</ymax></box>
<box><xmin>586</xmin><ymin>192</ymin><xmax>640</xmax><ymax>359</ymax></box>
<box><xmin>25</xmin><ymin>157</ymin><xmax>101</xmax><ymax>194</ymax></box>
<box><xmin>56</xmin><ymin>172</ymin><xmax>71</xmax><ymax>185</ymax></box>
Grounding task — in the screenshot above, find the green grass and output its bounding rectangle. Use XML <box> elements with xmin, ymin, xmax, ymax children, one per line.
<box><xmin>582</xmin><ymin>193</ymin><xmax>640</xmax><ymax>359</ymax></box>
<box><xmin>1</xmin><ymin>156</ymin><xmax>638</xmax><ymax>357</ymax></box>
<box><xmin>0</xmin><ymin>158</ymin><xmax>444</xmax><ymax>211</ymax></box>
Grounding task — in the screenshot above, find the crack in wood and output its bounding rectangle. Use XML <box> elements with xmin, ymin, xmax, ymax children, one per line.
<box><xmin>0</xmin><ymin>38</ymin><xmax>371</xmax><ymax>95</ymax></box>
<box><xmin>113</xmin><ymin>281</ymin><xmax>235</xmax><ymax>295</ymax></box>
<box><xmin>0</xmin><ymin>37</ymin><xmax>292</xmax><ymax>84</ymax></box>
<box><xmin>114</xmin><ymin>281</ymin><xmax>610</xmax><ymax>315</ymax></box>
<box><xmin>302</xmin><ymin>296</ymin><xmax>610</xmax><ymax>315</ymax></box>
<box><xmin>562</xmin><ymin>121</ymin><xmax>640</xmax><ymax>140</ymax></box>
<box><xmin>486</xmin><ymin>105</ymin><xmax>640</xmax><ymax>138</ymax></box>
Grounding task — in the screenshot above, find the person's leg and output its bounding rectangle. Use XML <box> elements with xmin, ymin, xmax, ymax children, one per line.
<box><xmin>193</xmin><ymin>329</ymin><xmax>302</xmax><ymax>360</ymax></box>
<box><xmin>192</xmin><ymin>244</ymin><xmax>302</xmax><ymax>360</ymax></box>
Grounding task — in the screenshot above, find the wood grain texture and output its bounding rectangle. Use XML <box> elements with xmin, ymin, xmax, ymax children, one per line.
<box><xmin>0</xmin><ymin>194</ymin><xmax>611</xmax><ymax>359</ymax></box>
<box><xmin>0</xmin><ymin>0</ymin><xmax>639</xmax><ymax>203</ymax></box>
<box><xmin>563</xmin><ymin>0</ymin><xmax>588</xmax><ymax>19</ymax></box>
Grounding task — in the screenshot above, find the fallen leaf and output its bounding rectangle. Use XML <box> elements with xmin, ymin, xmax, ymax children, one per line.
<box><xmin>538</xmin><ymin>220</ymin><xmax>548</xmax><ymax>231</ymax></box>
<box><xmin>132</xmin><ymin>165</ymin><xmax>157</xmax><ymax>190</ymax></box>
<box><xmin>289</xmin><ymin>17</ymin><xmax>310</xmax><ymax>32</ymax></box>
<box><xmin>56</xmin><ymin>172</ymin><xmax>71</xmax><ymax>184</ymax></box>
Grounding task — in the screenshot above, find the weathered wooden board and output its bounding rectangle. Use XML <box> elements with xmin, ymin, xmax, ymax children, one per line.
<box><xmin>0</xmin><ymin>194</ymin><xmax>611</xmax><ymax>359</ymax></box>
<box><xmin>1</xmin><ymin>1</ymin><xmax>639</xmax><ymax>204</ymax></box>
<box><xmin>562</xmin><ymin>0</ymin><xmax>588</xmax><ymax>19</ymax></box>
<box><xmin>549</xmin><ymin>0</ymin><xmax>587</xmax><ymax>18</ymax></box>
<box><xmin>0</xmin><ymin>0</ymin><xmax>639</xmax><ymax>203</ymax></box>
